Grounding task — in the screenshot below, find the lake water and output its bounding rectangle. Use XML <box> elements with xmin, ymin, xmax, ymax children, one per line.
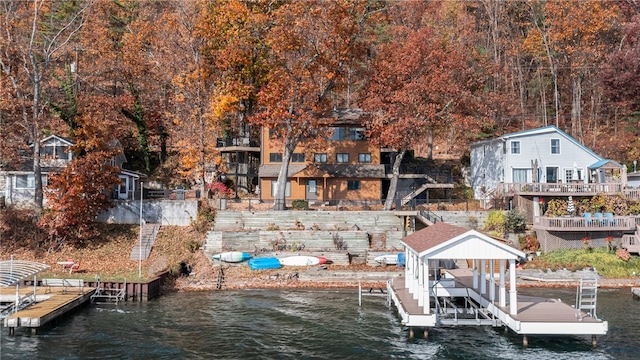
<box><xmin>1</xmin><ymin>287</ymin><xmax>639</xmax><ymax>359</ymax></box>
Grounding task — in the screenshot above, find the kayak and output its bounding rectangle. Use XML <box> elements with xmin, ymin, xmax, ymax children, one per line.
<box><xmin>279</xmin><ymin>255</ymin><xmax>321</xmax><ymax>266</ymax></box>
<box><xmin>211</xmin><ymin>251</ymin><xmax>252</xmax><ymax>263</ymax></box>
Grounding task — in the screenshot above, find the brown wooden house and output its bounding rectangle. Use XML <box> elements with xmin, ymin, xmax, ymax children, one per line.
<box><xmin>258</xmin><ymin>109</ymin><xmax>385</xmax><ymax>206</ymax></box>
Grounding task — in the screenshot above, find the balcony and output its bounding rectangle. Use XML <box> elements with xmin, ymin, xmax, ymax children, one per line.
<box><xmin>533</xmin><ymin>215</ymin><xmax>639</xmax><ymax>232</ymax></box>
<box><xmin>216</xmin><ymin>137</ymin><xmax>259</xmax><ymax>149</ymax></box>
<box><xmin>498</xmin><ymin>182</ymin><xmax>625</xmax><ymax>197</ymax></box>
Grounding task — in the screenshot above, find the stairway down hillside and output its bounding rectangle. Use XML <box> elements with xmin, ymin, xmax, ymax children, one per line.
<box><xmin>130</xmin><ymin>223</ymin><xmax>160</xmax><ymax>260</ymax></box>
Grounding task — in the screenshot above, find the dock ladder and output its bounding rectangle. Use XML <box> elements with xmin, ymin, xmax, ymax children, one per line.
<box><xmin>576</xmin><ymin>278</ymin><xmax>598</xmax><ymax>318</ymax></box>
<box><xmin>91</xmin><ymin>277</ymin><xmax>126</xmax><ymax>305</ymax></box>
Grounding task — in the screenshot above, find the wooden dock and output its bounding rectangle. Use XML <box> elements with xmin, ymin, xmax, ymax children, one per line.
<box><xmin>1</xmin><ymin>284</ymin><xmax>95</xmax><ymax>334</ymax></box>
<box><xmin>388</xmin><ymin>268</ymin><xmax>608</xmax><ymax>338</ymax></box>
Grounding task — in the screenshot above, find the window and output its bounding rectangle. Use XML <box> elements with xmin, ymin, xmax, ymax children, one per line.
<box><xmin>358</xmin><ymin>153</ymin><xmax>372</xmax><ymax>163</ymax></box>
<box><xmin>565</xmin><ymin>169</ymin><xmax>574</xmax><ymax>182</ymax></box>
<box><xmin>336</xmin><ymin>153</ymin><xmax>349</xmax><ymax>163</ymax></box>
<box><xmin>314</xmin><ymin>153</ymin><xmax>327</xmax><ymax>163</ymax></box>
<box><xmin>269</xmin><ymin>153</ymin><xmax>282</xmax><ymax>162</ymax></box>
<box><xmin>512</xmin><ymin>169</ymin><xmax>528</xmax><ymax>183</ymax></box>
<box><xmin>511</xmin><ymin>141</ymin><xmax>520</xmax><ymax>154</ymax></box>
<box><xmin>347</xmin><ymin>180</ymin><xmax>360</xmax><ymax>190</ymax></box>
<box><xmin>291</xmin><ymin>153</ymin><xmax>305</xmax><ymax>162</ymax></box>
<box><xmin>271</xmin><ymin>181</ymin><xmax>291</xmax><ymax>197</ymax></box>
<box><xmin>348</xmin><ymin>127</ymin><xmax>366</xmax><ymax>140</ymax></box>
<box><xmin>330</xmin><ymin>127</ymin><xmax>346</xmax><ymax>140</ymax></box>
<box><xmin>15</xmin><ymin>174</ymin><xmax>35</xmax><ymax>189</ymax></box>
<box><xmin>546</xmin><ymin>167</ymin><xmax>559</xmax><ymax>183</ymax></box>
<box><xmin>551</xmin><ymin>139</ymin><xmax>560</xmax><ymax>154</ymax></box>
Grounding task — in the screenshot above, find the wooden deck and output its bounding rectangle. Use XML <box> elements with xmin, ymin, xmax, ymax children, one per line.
<box><xmin>1</xmin><ymin>284</ymin><xmax>95</xmax><ymax>334</ymax></box>
<box><xmin>389</xmin><ymin>268</ymin><xmax>608</xmax><ymax>335</ymax></box>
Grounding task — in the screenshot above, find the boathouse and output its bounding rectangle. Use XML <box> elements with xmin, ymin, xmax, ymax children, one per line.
<box><xmin>388</xmin><ymin>222</ymin><xmax>608</xmax><ymax>344</ymax></box>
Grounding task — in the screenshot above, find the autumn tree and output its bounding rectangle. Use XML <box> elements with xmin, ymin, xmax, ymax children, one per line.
<box><xmin>363</xmin><ymin>1</ymin><xmax>489</xmax><ymax>210</ymax></box>
<box><xmin>254</xmin><ymin>0</ymin><xmax>382</xmax><ymax>210</ymax></box>
<box><xmin>601</xmin><ymin>14</ymin><xmax>640</xmax><ymax>163</ymax></box>
<box><xmin>37</xmin><ymin>114</ymin><xmax>121</xmax><ymax>246</ymax></box>
<box><xmin>0</xmin><ymin>0</ymin><xmax>92</xmax><ymax>215</ymax></box>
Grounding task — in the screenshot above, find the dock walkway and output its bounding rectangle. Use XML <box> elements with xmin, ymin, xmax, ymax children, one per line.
<box><xmin>1</xmin><ymin>284</ymin><xmax>95</xmax><ymax>334</ymax></box>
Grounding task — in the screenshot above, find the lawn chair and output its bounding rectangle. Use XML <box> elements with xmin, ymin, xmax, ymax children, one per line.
<box><xmin>583</xmin><ymin>212</ymin><xmax>592</xmax><ymax>226</ymax></box>
<box><xmin>69</xmin><ymin>261</ymin><xmax>81</xmax><ymax>274</ymax></box>
<box><xmin>594</xmin><ymin>212</ymin><xmax>603</xmax><ymax>226</ymax></box>
<box><xmin>604</xmin><ymin>212</ymin><xmax>614</xmax><ymax>226</ymax></box>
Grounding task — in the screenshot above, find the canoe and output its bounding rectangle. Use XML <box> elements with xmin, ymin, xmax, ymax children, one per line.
<box><xmin>211</xmin><ymin>251</ymin><xmax>252</xmax><ymax>263</ymax></box>
<box><xmin>374</xmin><ymin>254</ymin><xmax>400</xmax><ymax>265</ymax></box>
<box><xmin>279</xmin><ymin>255</ymin><xmax>321</xmax><ymax>266</ymax></box>
<box><xmin>248</xmin><ymin>257</ymin><xmax>282</xmax><ymax>270</ymax></box>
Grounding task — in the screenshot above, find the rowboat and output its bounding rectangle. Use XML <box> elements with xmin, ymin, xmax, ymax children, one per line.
<box><xmin>279</xmin><ymin>255</ymin><xmax>321</xmax><ymax>266</ymax></box>
<box><xmin>211</xmin><ymin>251</ymin><xmax>252</xmax><ymax>263</ymax></box>
<box><xmin>248</xmin><ymin>257</ymin><xmax>282</xmax><ymax>270</ymax></box>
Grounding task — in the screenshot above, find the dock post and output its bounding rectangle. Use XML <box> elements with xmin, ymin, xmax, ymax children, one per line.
<box><xmin>423</xmin><ymin>328</ymin><xmax>428</xmax><ymax>339</ymax></box>
<box><xmin>592</xmin><ymin>335</ymin><xmax>597</xmax><ymax>347</ymax></box>
<box><xmin>522</xmin><ymin>334</ymin><xmax>528</xmax><ymax>347</ymax></box>
<box><xmin>409</xmin><ymin>327</ymin><xmax>414</xmax><ymax>338</ymax></box>
<box><xmin>358</xmin><ymin>281</ymin><xmax>362</xmax><ymax>306</ymax></box>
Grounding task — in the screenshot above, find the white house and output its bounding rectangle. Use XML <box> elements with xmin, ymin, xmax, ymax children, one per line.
<box><xmin>470</xmin><ymin>126</ymin><xmax>625</xmax><ymax>199</ymax></box>
<box><xmin>0</xmin><ymin>135</ymin><xmax>144</xmax><ymax>207</ymax></box>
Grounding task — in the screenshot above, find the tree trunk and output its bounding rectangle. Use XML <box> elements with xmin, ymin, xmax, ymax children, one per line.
<box><xmin>273</xmin><ymin>137</ymin><xmax>297</xmax><ymax>210</ymax></box>
<box><xmin>33</xmin><ymin>140</ymin><xmax>43</xmax><ymax>215</ymax></box>
<box><xmin>383</xmin><ymin>149</ymin><xmax>406</xmax><ymax>211</ymax></box>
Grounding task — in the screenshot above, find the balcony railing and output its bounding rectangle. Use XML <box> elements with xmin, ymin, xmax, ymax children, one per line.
<box><xmin>498</xmin><ymin>182</ymin><xmax>624</xmax><ymax>196</ymax></box>
<box><xmin>216</xmin><ymin>137</ymin><xmax>259</xmax><ymax>148</ymax></box>
<box><xmin>533</xmin><ymin>215</ymin><xmax>639</xmax><ymax>231</ymax></box>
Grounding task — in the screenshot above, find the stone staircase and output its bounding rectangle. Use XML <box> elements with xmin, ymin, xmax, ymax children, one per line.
<box><xmin>130</xmin><ymin>223</ymin><xmax>160</xmax><ymax>260</ymax></box>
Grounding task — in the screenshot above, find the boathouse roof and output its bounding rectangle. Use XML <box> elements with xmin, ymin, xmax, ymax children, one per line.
<box><xmin>401</xmin><ymin>222</ymin><xmax>525</xmax><ymax>260</ymax></box>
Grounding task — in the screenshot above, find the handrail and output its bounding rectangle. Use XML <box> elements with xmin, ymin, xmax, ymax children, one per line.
<box><xmin>419</xmin><ymin>210</ymin><xmax>443</xmax><ymax>224</ymax></box>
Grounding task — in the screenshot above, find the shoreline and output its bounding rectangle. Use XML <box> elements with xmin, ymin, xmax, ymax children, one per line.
<box><xmin>171</xmin><ymin>265</ymin><xmax>640</xmax><ymax>292</ymax></box>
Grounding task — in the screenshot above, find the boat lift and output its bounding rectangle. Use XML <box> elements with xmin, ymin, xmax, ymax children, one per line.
<box><xmin>0</xmin><ymin>259</ymin><xmax>51</xmax><ymax>319</ymax></box>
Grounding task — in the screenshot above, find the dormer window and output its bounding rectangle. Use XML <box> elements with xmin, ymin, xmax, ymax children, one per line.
<box><xmin>41</xmin><ymin>143</ymin><xmax>70</xmax><ymax>160</ymax></box>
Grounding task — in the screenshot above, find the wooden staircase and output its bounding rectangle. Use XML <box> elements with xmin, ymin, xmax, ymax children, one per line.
<box><xmin>130</xmin><ymin>223</ymin><xmax>160</xmax><ymax>260</ymax></box>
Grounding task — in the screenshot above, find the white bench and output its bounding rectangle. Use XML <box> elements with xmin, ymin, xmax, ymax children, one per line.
<box><xmin>42</xmin><ymin>278</ymin><xmax>85</xmax><ymax>294</ymax></box>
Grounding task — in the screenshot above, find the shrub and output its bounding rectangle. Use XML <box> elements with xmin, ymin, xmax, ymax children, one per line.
<box><xmin>617</xmin><ymin>248</ymin><xmax>631</xmax><ymax>262</ymax></box>
<box><xmin>291</xmin><ymin>200</ymin><xmax>308</xmax><ymax>210</ymax></box>
<box><xmin>482</xmin><ymin>210</ymin><xmax>506</xmax><ymax>236</ymax></box>
<box><xmin>523</xmin><ymin>234</ymin><xmax>539</xmax><ymax>252</ymax></box>
<box><xmin>504</xmin><ymin>210</ymin><xmax>526</xmax><ymax>233</ymax></box>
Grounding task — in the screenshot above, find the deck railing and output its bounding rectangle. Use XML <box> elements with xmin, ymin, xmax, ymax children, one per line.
<box><xmin>498</xmin><ymin>182</ymin><xmax>624</xmax><ymax>195</ymax></box>
<box><xmin>533</xmin><ymin>216</ymin><xmax>639</xmax><ymax>231</ymax></box>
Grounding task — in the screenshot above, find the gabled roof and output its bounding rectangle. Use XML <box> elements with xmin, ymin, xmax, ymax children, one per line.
<box><xmin>293</xmin><ymin>164</ymin><xmax>331</xmax><ymax>178</ymax></box>
<box><xmin>588</xmin><ymin>159</ymin><xmax>623</xmax><ymax>169</ymax></box>
<box><xmin>401</xmin><ymin>222</ymin><xmax>524</xmax><ymax>260</ymax></box>
<box><xmin>471</xmin><ymin>126</ymin><xmax>603</xmax><ymax>161</ymax></box>
<box><xmin>40</xmin><ymin>134</ymin><xmax>73</xmax><ymax>146</ymax></box>
<box><xmin>259</xmin><ymin>164</ymin><xmax>307</xmax><ymax>178</ymax></box>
